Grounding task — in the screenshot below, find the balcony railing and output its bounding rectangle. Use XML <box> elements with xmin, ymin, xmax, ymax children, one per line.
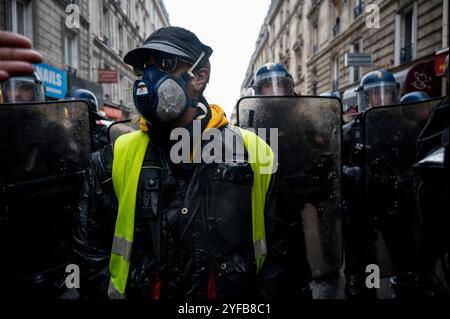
<box><xmin>354</xmin><ymin>1</ymin><xmax>364</xmax><ymax>19</ymax></box>
<box><xmin>400</xmin><ymin>44</ymin><xmax>414</xmax><ymax>64</ymax></box>
<box><xmin>332</xmin><ymin>80</ymin><xmax>339</xmax><ymax>91</ymax></box>
<box><xmin>100</xmin><ymin>34</ymin><xmax>109</xmax><ymax>46</ymax></box>
<box><xmin>312</xmin><ymin>44</ymin><xmax>318</xmax><ymax>54</ymax></box>
<box><xmin>333</xmin><ymin>23</ymin><xmax>340</xmax><ymax>36</ymax></box>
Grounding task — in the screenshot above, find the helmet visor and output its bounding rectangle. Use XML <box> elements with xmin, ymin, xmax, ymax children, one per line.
<box><xmin>253</xmin><ymin>72</ymin><xmax>294</xmax><ymax>96</ymax></box>
<box><xmin>365</xmin><ymin>82</ymin><xmax>399</xmax><ymax>108</ymax></box>
<box><xmin>1</xmin><ymin>77</ymin><xmax>45</xmax><ymax>103</ymax></box>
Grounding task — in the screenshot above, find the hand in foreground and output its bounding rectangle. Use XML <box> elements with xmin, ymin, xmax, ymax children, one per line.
<box><xmin>0</xmin><ymin>31</ymin><xmax>43</xmax><ymax>82</ymax></box>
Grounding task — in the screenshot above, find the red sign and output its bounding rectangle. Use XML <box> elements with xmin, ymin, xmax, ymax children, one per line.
<box><xmin>435</xmin><ymin>49</ymin><xmax>449</xmax><ymax>77</ymax></box>
<box><xmin>401</xmin><ymin>59</ymin><xmax>441</xmax><ymax>97</ymax></box>
<box><xmin>101</xmin><ymin>105</ymin><xmax>123</xmax><ymax>121</ymax></box>
<box><xmin>98</xmin><ymin>69</ymin><xmax>118</xmax><ymax>83</ymax></box>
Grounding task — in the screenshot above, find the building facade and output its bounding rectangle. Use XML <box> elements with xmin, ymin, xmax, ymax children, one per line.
<box><xmin>242</xmin><ymin>0</ymin><xmax>448</xmax><ymax>109</ymax></box>
<box><xmin>1</xmin><ymin>0</ymin><xmax>170</xmax><ymax>120</ymax></box>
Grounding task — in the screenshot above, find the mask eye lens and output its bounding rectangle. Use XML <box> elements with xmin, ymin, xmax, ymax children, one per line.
<box><xmin>156</xmin><ymin>55</ymin><xmax>177</xmax><ymax>73</ymax></box>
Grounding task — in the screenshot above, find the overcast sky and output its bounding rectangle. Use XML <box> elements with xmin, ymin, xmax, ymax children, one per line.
<box><xmin>163</xmin><ymin>0</ymin><xmax>271</xmax><ymax>117</ymax></box>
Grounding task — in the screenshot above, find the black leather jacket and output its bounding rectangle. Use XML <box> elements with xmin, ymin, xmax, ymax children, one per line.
<box><xmin>73</xmin><ymin>126</ymin><xmax>303</xmax><ymax>299</ymax></box>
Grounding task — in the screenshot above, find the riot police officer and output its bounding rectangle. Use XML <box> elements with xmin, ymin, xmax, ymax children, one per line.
<box><xmin>0</xmin><ymin>71</ymin><xmax>45</xmax><ymax>103</ymax></box>
<box><xmin>1</xmin><ymin>75</ymin><xmax>91</xmax><ymax>298</ymax></box>
<box><xmin>343</xmin><ymin>69</ymin><xmax>414</xmax><ymax>299</ymax></box>
<box><xmin>251</xmin><ymin>62</ymin><xmax>313</xmax><ymax>299</ymax></box>
<box><xmin>355</xmin><ymin>69</ymin><xmax>400</xmax><ymax>112</ymax></box>
<box><xmin>252</xmin><ymin>63</ymin><xmax>295</xmax><ymax>96</ymax></box>
<box><xmin>67</xmin><ymin>89</ymin><xmax>110</xmax><ymax>152</ymax></box>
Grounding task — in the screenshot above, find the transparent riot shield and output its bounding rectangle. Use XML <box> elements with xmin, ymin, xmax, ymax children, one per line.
<box><xmin>0</xmin><ymin>100</ymin><xmax>91</xmax><ymax>292</ymax></box>
<box><xmin>361</xmin><ymin>97</ymin><xmax>444</xmax><ymax>277</ymax></box>
<box><xmin>237</xmin><ymin>96</ymin><xmax>342</xmax><ymax>279</ymax></box>
<box><xmin>108</xmin><ymin>119</ymin><xmax>139</xmax><ymax>144</ymax></box>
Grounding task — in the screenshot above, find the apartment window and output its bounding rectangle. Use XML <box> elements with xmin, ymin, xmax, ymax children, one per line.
<box><xmin>285</xmin><ymin>0</ymin><xmax>290</xmax><ymax>19</ymax></box>
<box><xmin>395</xmin><ymin>2</ymin><xmax>417</xmax><ymax>65</ymax></box>
<box><xmin>135</xmin><ymin>2</ymin><xmax>140</xmax><ymax>30</ymax></box>
<box><xmin>64</xmin><ymin>32</ymin><xmax>79</xmax><ymax>70</ymax></box>
<box><xmin>113</xmin><ymin>81</ymin><xmax>119</xmax><ymax>104</ymax></box>
<box><xmin>333</xmin><ymin>17</ymin><xmax>340</xmax><ymax>36</ymax></box>
<box><xmin>297</xmin><ymin>14</ymin><xmax>303</xmax><ymax>35</ymax></box>
<box><xmin>119</xmin><ymin>24</ymin><xmax>124</xmax><ymax>55</ymax></box>
<box><xmin>353</xmin><ymin>0</ymin><xmax>364</xmax><ymax>19</ymax></box>
<box><xmin>119</xmin><ymin>75</ymin><xmax>124</xmax><ymax>105</ymax></box>
<box><xmin>127</xmin><ymin>0</ymin><xmax>131</xmax><ymax>16</ymax></box>
<box><xmin>312</xmin><ymin>24</ymin><xmax>319</xmax><ymax>54</ymax></box>
<box><xmin>128</xmin><ymin>36</ymin><xmax>134</xmax><ymax>52</ymax></box>
<box><xmin>11</xmin><ymin>0</ymin><xmax>33</xmax><ymax>40</ymax></box>
<box><xmin>149</xmin><ymin>2</ymin><xmax>154</xmax><ymax>22</ymax></box>
<box><xmin>101</xmin><ymin>7</ymin><xmax>110</xmax><ymax>45</ymax></box>
<box><xmin>332</xmin><ymin>57</ymin><xmax>340</xmax><ymax>91</ymax></box>
<box><xmin>120</xmin><ymin>0</ymin><xmax>128</xmax><ymax>14</ymax></box>
<box><xmin>144</xmin><ymin>16</ymin><xmax>148</xmax><ymax>35</ymax></box>
<box><xmin>285</xmin><ymin>30</ymin><xmax>290</xmax><ymax>51</ymax></box>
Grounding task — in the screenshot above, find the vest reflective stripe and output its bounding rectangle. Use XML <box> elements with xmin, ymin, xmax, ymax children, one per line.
<box><xmin>108</xmin><ymin>130</ymin><xmax>150</xmax><ymax>299</ymax></box>
<box><xmin>236</xmin><ymin>127</ymin><xmax>274</xmax><ymax>273</ymax></box>
<box><xmin>108</xmin><ymin>278</ymin><xmax>125</xmax><ymax>299</ymax></box>
<box><xmin>111</xmin><ymin>235</ymin><xmax>133</xmax><ymax>263</ymax></box>
<box><xmin>108</xmin><ymin>128</ymin><xmax>274</xmax><ymax>298</ymax></box>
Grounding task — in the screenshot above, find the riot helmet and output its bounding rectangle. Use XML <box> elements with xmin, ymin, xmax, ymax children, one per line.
<box><xmin>68</xmin><ymin>89</ymin><xmax>99</xmax><ymax>114</ymax></box>
<box><xmin>0</xmin><ymin>71</ymin><xmax>45</xmax><ymax>103</ymax></box>
<box><xmin>356</xmin><ymin>69</ymin><xmax>399</xmax><ymax>112</ymax></box>
<box><xmin>252</xmin><ymin>63</ymin><xmax>295</xmax><ymax>96</ymax></box>
<box><xmin>400</xmin><ymin>91</ymin><xmax>431</xmax><ymax>104</ymax></box>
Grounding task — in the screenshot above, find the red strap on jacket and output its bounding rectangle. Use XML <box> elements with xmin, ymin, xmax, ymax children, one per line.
<box><xmin>152</xmin><ymin>272</ymin><xmax>161</xmax><ymax>300</ymax></box>
<box><xmin>207</xmin><ymin>271</ymin><xmax>216</xmax><ymax>300</ymax></box>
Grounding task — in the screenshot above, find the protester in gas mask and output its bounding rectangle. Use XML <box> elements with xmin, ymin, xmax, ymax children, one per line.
<box><xmin>74</xmin><ymin>26</ymin><xmax>303</xmax><ymax>300</ymax></box>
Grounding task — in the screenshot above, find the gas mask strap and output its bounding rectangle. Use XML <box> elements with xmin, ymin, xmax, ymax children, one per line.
<box><xmin>186</xmin><ymin>51</ymin><xmax>206</xmax><ymax>79</ymax></box>
<box><xmin>195</xmin><ymin>101</ymin><xmax>208</xmax><ymax>120</ymax></box>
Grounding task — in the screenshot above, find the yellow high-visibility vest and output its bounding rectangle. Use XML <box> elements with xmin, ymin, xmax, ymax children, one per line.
<box><xmin>108</xmin><ymin>128</ymin><xmax>274</xmax><ymax>299</ymax></box>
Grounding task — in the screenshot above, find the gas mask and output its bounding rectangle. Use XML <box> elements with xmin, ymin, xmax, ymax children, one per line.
<box><xmin>133</xmin><ymin>52</ymin><xmax>205</xmax><ymax>127</ymax></box>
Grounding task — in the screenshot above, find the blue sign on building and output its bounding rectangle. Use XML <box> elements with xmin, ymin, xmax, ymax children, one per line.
<box><xmin>34</xmin><ymin>64</ymin><xmax>68</xmax><ymax>99</ymax></box>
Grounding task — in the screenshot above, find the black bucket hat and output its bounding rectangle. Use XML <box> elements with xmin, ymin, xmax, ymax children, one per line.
<box><xmin>124</xmin><ymin>26</ymin><xmax>213</xmax><ymax>71</ymax></box>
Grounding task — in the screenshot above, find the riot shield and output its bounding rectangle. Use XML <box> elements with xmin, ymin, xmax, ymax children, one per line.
<box><xmin>237</xmin><ymin>96</ymin><xmax>342</xmax><ymax>279</ymax></box>
<box><xmin>361</xmin><ymin>97</ymin><xmax>444</xmax><ymax>277</ymax></box>
<box><xmin>0</xmin><ymin>100</ymin><xmax>91</xmax><ymax>294</ymax></box>
<box><xmin>108</xmin><ymin>119</ymin><xmax>139</xmax><ymax>144</ymax></box>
